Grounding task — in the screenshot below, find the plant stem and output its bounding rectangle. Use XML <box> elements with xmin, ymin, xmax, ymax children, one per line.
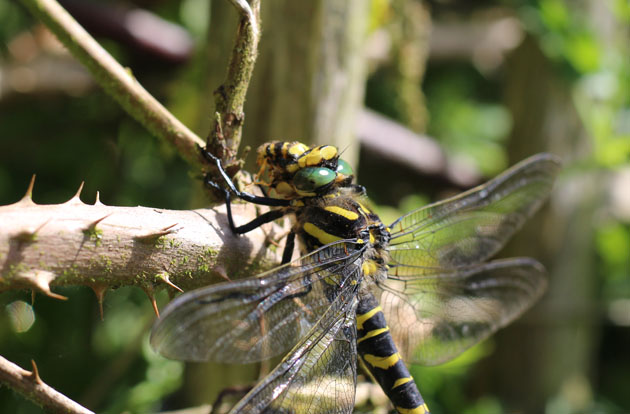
<box><xmin>0</xmin><ymin>356</ymin><xmax>94</xmax><ymax>414</ymax></box>
<box><xmin>19</xmin><ymin>0</ymin><xmax>206</xmax><ymax>168</ymax></box>
<box><xmin>206</xmin><ymin>0</ymin><xmax>261</xmax><ymax>166</ymax></box>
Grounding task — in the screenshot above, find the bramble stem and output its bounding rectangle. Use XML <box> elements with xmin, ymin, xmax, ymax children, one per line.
<box><xmin>19</xmin><ymin>0</ymin><xmax>205</xmax><ymax>168</ymax></box>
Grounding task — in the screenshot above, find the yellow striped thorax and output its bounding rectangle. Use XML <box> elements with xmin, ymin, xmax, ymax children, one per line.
<box><xmin>255</xmin><ymin>141</ymin><xmax>354</xmax><ymax>200</ymax></box>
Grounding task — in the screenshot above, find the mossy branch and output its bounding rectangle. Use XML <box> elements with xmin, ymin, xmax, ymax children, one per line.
<box><xmin>0</xmin><ymin>181</ymin><xmax>281</xmax><ymax>308</ymax></box>
<box><xmin>206</xmin><ymin>0</ymin><xmax>261</xmax><ymax>170</ymax></box>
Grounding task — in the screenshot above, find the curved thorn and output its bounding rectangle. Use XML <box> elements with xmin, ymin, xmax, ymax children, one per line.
<box><xmin>14</xmin><ymin>218</ymin><xmax>53</xmax><ymax>244</ymax></box>
<box><xmin>213</xmin><ymin>264</ymin><xmax>231</xmax><ymax>282</ymax></box>
<box><xmin>43</xmin><ymin>290</ymin><xmax>68</xmax><ymax>301</ymax></box>
<box><xmin>87</xmin><ymin>214</ymin><xmax>112</xmax><ymax>231</ymax></box>
<box><xmin>143</xmin><ymin>285</ymin><xmax>159</xmax><ymax>317</ymax></box>
<box><xmin>29</xmin><ymin>360</ymin><xmax>42</xmax><ymax>384</ymax></box>
<box><xmin>134</xmin><ymin>224</ymin><xmax>179</xmax><ymax>243</ymax></box>
<box><xmin>30</xmin><ymin>270</ymin><xmax>68</xmax><ymax>301</ymax></box>
<box><xmin>25</xmin><ymin>175</ymin><xmax>36</xmax><ymax>199</ymax></box>
<box><xmin>156</xmin><ymin>272</ymin><xmax>183</xmax><ymax>293</ymax></box>
<box><xmin>74</xmin><ymin>181</ymin><xmax>85</xmax><ymax>198</ymax></box>
<box><xmin>17</xmin><ymin>175</ymin><xmax>37</xmax><ymax>205</ymax></box>
<box><xmin>161</xmin><ymin>223</ymin><xmax>179</xmax><ymax>232</ymax></box>
<box><xmin>65</xmin><ymin>181</ymin><xmax>85</xmax><ymax>204</ymax></box>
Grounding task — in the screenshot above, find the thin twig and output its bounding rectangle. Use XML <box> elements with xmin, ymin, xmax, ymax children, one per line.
<box><xmin>0</xmin><ymin>356</ymin><xmax>94</xmax><ymax>414</ymax></box>
<box><xmin>206</xmin><ymin>0</ymin><xmax>261</xmax><ymax>169</ymax></box>
<box><xmin>227</xmin><ymin>0</ymin><xmax>259</xmax><ymax>39</ymax></box>
<box><xmin>19</xmin><ymin>0</ymin><xmax>206</xmax><ymax>168</ymax></box>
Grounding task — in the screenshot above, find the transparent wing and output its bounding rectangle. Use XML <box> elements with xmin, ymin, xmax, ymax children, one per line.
<box><xmin>387</xmin><ymin>153</ymin><xmax>560</xmax><ymax>268</ymax></box>
<box><xmin>150</xmin><ymin>241</ymin><xmax>365</xmax><ymax>364</ymax></box>
<box><xmin>378</xmin><ymin>258</ymin><xmax>547</xmax><ymax>365</ymax></box>
<box><xmin>229</xmin><ymin>285</ymin><xmax>359</xmax><ymax>414</ymax></box>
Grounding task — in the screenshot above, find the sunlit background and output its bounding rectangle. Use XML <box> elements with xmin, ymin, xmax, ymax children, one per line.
<box><xmin>1</xmin><ymin>0</ymin><xmax>628</xmax><ymax>413</ymax></box>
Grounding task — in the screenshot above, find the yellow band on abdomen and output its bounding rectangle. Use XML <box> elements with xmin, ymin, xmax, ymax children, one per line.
<box><xmin>396</xmin><ymin>404</ymin><xmax>430</xmax><ymax>414</ymax></box>
<box><xmin>357</xmin><ymin>327</ymin><xmax>389</xmax><ymax>344</ymax></box>
<box><xmin>356</xmin><ymin>306</ymin><xmax>382</xmax><ymax>330</ymax></box>
<box><xmin>362</xmin><ymin>353</ymin><xmax>401</xmax><ymax>369</ymax></box>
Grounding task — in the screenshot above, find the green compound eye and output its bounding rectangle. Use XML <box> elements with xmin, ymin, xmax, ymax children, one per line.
<box><xmin>293</xmin><ymin>167</ymin><xmax>336</xmax><ymax>193</ymax></box>
<box><xmin>336</xmin><ymin>159</ymin><xmax>353</xmax><ymax>176</ymax></box>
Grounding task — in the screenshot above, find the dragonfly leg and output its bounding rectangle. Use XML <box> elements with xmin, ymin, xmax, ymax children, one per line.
<box><xmin>200</xmin><ymin>146</ymin><xmax>291</xmax><ymax>208</ymax></box>
<box><xmin>281</xmin><ymin>231</ymin><xmax>296</xmax><ymax>264</ymax></box>
<box><xmin>204</xmin><ymin>174</ymin><xmax>289</xmax><ymax>235</ymax></box>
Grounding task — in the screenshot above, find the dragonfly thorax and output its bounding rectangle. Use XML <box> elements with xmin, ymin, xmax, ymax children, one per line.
<box><xmin>294</xmin><ymin>187</ymin><xmax>390</xmax><ymax>254</ymax></box>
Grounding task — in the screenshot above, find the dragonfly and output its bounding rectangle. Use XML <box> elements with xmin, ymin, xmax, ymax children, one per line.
<box><xmin>151</xmin><ymin>141</ymin><xmax>560</xmax><ymax>414</ymax></box>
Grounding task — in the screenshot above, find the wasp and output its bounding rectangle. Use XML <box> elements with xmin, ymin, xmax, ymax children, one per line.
<box><xmin>151</xmin><ymin>141</ymin><xmax>560</xmax><ymax>414</ymax></box>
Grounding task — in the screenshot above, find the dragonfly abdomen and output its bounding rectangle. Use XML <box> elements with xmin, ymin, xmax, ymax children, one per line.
<box><xmin>357</xmin><ymin>294</ymin><xmax>430</xmax><ymax>414</ymax></box>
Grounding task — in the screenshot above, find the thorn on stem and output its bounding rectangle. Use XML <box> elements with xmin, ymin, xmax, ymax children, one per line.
<box><xmin>25</xmin><ymin>270</ymin><xmax>68</xmax><ymax>301</ymax></box>
<box><xmin>86</xmin><ymin>214</ymin><xmax>111</xmax><ymax>232</ymax></box>
<box><xmin>214</xmin><ymin>264</ymin><xmax>232</xmax><ymax>282</ymax></box>
<box><xmin>29</xmin><ymin>360</ymin><xmax>42</xmax><ymax>384</ymax></box>
<box><xmin>94</xmin><ymin>191</ymin><xmax>105</xmax><ymax>206</ymax></box>
<box><xmin>74</xmin><ymin>181</ymin><xmax>85</xmax><ymax>198</ymax></box>
<box><xmin>25</xmin><ymin>175</ymin><xmax>36</xmax><ymax>199</ymax></box>
<box><xmin>42</xmin><ymin>290</ymin><xmax>68</xmax><ymax>301</ymax></box>
<box><xmin>90</xmin><ymin>283</ymin><xmax>108</xmax><ymax>321</ymax></box>
<box><xmin>156</xmin><ymin>272</ymin><xmax>183</xmax><ymax>293</ymax></box>
<box><xmin>65</xmin><ymin>181</ymin><xmax>85</xmax><ymax>205</ymax></box>
<box><xmin>13</xmin><ymin>219</ymin><xmax>51</xmax><ymax>244</ymax></box>
<box><xmin>142</xmin><ymin>285</ymin><xmax>160</xmax><ymax>317</ymax></box>
<box><xmin>17</xmin><ymin>175</ymin><xmax>37</xmax><ymax>205</ymax></box>
<box><xmin>134</xmin><ymin>223</ymin><xmax>179</xmax><ymax>243</ymax></box>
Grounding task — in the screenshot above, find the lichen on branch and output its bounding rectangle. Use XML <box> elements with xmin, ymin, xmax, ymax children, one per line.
<box><xmin>205</xmin><ymin>0</ymin><xmax>261</xmax><ymax>175</ymax></box>
<box><xmin>0</xmin><ymin>182</ymin><xmax>280</xmax><ymax>303</ymax></box>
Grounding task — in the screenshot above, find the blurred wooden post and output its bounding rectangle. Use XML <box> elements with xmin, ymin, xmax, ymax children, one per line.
<box><xmin>242</xmin><ymin>0</ymin><xmax>370</xmax><ymax>168</ymax></box>
<box><xmin>184</xmin><ymin>0</ymin><xmax>371</xmax><ymax>407</ymax></box>
<box><xmin>473</xmin><ymin>35</ymin><xmax>599</xmax><ymax>413</ymax></box>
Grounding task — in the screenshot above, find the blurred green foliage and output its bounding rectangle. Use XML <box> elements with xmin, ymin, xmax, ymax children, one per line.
<box><xmin>522</xmin><ymin>0</ymin><xmax>630</xmax><ymax>166</ymax></box>
<box><xmin>424</xmin><ymin>68</ymin><xmax>512</xmax><ymax>175</ymax></box>
<box><xmin>369</xmin><ymin>0</ymin><xmax>630</xmax><ymax>413</ymax></box>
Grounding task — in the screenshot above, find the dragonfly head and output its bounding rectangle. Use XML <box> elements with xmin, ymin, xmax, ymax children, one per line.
<box><xmin>255</xmin><ymin>141</ymin><xmax>354</xmax><ymax>199</ymax></box>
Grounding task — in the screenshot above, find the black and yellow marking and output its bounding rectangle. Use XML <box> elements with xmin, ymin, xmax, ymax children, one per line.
<box><xmin>225</xmin><ymin>141</ymin><xmax>429</xmax><ymax>414</ymax></box>
<box><xmin>296</xmin><ymin>200</ymin><xmax>371</xmax><ymax>250</ymax></box>
<box><xmin>258</xmin><ymin>141</ymin><xmax>310</xmax><ymax>174</ymax></box>
<box><xmin>188</xmin><ymin>140</ymin><xmax>556</xmax><ymax>414</ymax></box>
<box><xmin>356</xmin><ymin>294</ymin><xmax>430</xmax><ymax>414</ymax></box>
